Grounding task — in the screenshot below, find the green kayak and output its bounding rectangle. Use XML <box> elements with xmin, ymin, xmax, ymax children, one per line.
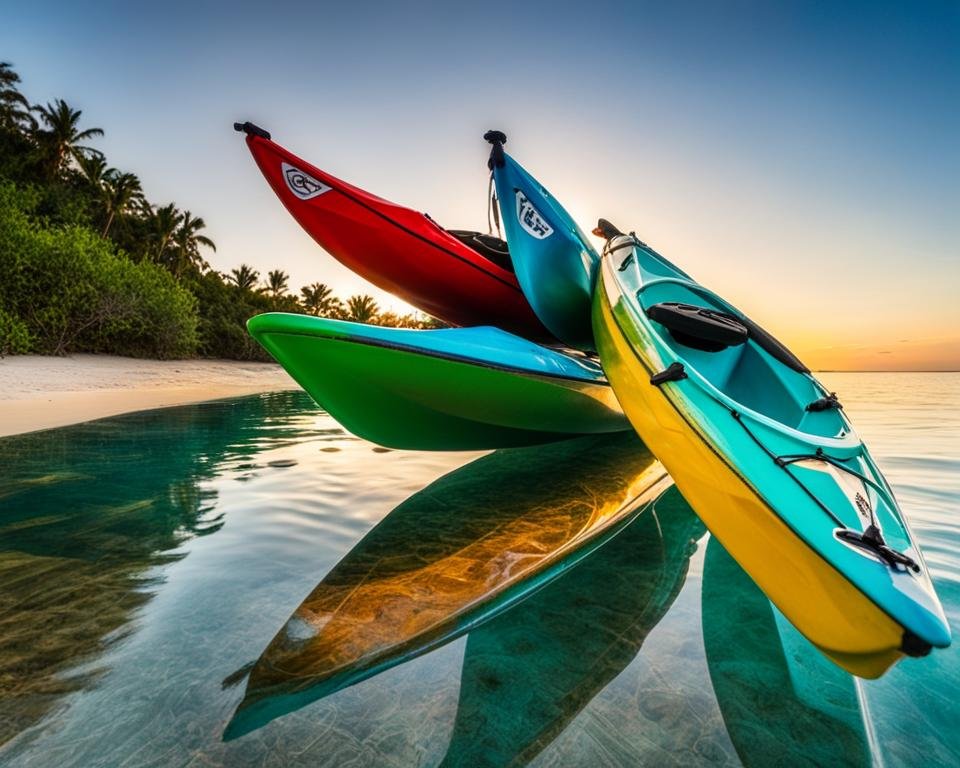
<box><xmin>247</xmin><ymin>313</ymin><xmax>628</xmax><ymax>450</ymax></box>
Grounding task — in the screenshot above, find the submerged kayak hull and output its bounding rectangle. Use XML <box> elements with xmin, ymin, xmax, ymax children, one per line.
<box><xmin>593</xmin><ymin>252</ymin><xmax>949</xmax><ymax>677</ymax></box>
<box><xmin>249</xmin><ymin>313</ymin><xmax>627</xmax><ymax>450</ymax></box>
<box><xmin>241</xmin><ymin>131</ymin><xmax>550</xmax><ymax>339</ymax></box>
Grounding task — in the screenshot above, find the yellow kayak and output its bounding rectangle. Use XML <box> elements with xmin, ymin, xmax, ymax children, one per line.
<box><xmin>592</xmin><ymin>222</ymin><xmax>949</xmax><ymax>677</ymax></box>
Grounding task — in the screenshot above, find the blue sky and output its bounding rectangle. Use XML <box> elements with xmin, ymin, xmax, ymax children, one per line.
<box><xmin>3</xmin><ymin>1</ymin><xmax>958</xmax><ymax>368</ymax></box>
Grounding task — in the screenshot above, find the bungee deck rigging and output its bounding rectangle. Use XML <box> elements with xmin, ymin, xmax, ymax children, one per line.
<box><xmin>614</xmin><ymin>228</ymin><xmax>921</xmax><ymax>572</ymax></box>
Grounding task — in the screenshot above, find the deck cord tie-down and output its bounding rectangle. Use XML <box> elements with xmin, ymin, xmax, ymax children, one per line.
<box><xmin>731</xmin><ymin>410</ymin><xmax>920</xmax><ymax>573</ymax></box>
<box><xmin>647</xmin><ymin>360</ymin><xmax>919</xmax><ymax>572</ymax></box>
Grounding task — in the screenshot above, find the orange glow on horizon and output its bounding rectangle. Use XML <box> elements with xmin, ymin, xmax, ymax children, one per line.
<box><xmin>796</xmin><ymin>336</ymin><xmax>960</xmax><ymax>372</ymax></box>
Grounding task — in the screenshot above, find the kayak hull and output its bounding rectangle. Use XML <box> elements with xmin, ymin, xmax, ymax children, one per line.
<box><xmin>249</xmin><ymin>313</ymin><xmax>628</xmax><ymax>450</ymax></box>
<box><xmin>243</xmin><ymin>134</ymin><xmax>551</xmax><ymax>339</ymax></box>
<box><xmin>594</xmin><ymin>261</ymin><xmax>939</xmax><ymax>677</ymax></box>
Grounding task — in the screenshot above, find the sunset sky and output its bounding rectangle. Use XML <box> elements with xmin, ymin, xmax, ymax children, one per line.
<box><xmin>3</xmin><ymin>1</ymin><xmax>957</xmax><ymax>370</ymax></box>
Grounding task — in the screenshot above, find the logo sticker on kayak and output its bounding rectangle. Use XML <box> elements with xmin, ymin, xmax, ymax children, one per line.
<box><xmin>282</xmin><ymin>162</ymin><xmax>331</xmax><ymax>201</ymax></box>
<box><xmin>515</xmin><ymin>190</ymin><xmax>553</xmax><ymax>239</ymax></box>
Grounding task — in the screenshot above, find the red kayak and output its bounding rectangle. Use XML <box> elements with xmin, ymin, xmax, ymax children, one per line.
<box><xmin>234</xmin><ymin>122</ymin><xmax>551</xmax><ymax>339</ymax></box>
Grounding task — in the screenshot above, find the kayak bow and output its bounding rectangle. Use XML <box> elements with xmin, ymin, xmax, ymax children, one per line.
<box><xmin>485</xmin><ymin>130</ymin><xmax>600</xmax><ymax>350</ymax></box>
<box><xmin>235</xmin><ymin>122</ymin><xmax>551</xmax><ymax>340</ymax></box>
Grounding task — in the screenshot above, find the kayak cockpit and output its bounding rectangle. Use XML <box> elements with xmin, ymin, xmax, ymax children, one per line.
<box><xmin>635</xmin><ymin>277</ymin><xmax>846</xmax><ymax>438</ymax></box>
<box><xmin>685</xmin><ymin>343</ymin><xmax>833</xmax><ymax>431</ymax></box>
<box><xmin>446</xmin><ymin>229</ymin><xmax>514</xmax><ymax>273</ymax></box>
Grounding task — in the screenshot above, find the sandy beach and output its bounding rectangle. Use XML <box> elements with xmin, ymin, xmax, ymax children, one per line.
<box><xmin>0</xmin><ymin>355</ymin><xmax>296</xmax><ymax>438</ymax></box>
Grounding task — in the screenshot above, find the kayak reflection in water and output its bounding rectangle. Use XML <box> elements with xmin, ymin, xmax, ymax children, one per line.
<box><xmin>224</xmin><ymin>432</ymin><xmax>671</xmax><ymax>739</ymax></box>
<box><xmin>702</xmin><ymin>536</ymin><xmax>873</xmax><ymax>768</ymax></box>
<box><xmin>438</xmin><ymin>487</ymin><xmax>704</xmax><ymax>768</ymax></box>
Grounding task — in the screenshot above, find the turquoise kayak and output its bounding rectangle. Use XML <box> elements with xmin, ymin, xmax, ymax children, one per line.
<box><xmin>248</xmin><ymin>313</ymin><xmax>628</xmax><ymax>450</ymax></box>
<box><xmin>592</xmin><ymin>220</ymin><xmax>950</xmax><ymax>676</ymax></box>
<box><xmin>485</xmin><ymin>131</ymin><xmax>600</xmax><ymax>350</ymax></box>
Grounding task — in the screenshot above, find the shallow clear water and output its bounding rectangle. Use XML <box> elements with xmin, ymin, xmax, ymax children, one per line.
<box><xmin>0</xmin><ymin>373</ymin><xmax>956</xmax><ymax>767</ymax></box>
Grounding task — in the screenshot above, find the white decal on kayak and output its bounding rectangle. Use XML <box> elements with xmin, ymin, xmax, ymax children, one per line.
<box><xmin>282</xmin><ymin>162</ymin><xmax>331</xmax><ymax>201</ymax></box>
<box><xmin>515</xmin><ymin>189</ymin><xmax>554</xmax><ymax>239</ymax></box>
<box><xmin>794</xmin><ymin>459</ymin><xmax>874</xmax><ymax>529</ymax></box>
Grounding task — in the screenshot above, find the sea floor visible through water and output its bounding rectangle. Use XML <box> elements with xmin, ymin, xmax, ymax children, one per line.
<box><xmin>0</xmin><ymin>373</ymin><xmax>957</xmax><ymax>767</ymax></box>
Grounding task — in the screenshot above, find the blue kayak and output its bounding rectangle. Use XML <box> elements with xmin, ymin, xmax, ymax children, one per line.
<box><xmin>485</xmin><ymin>130</ymin><xmax>600</xmax><ymax>350</ymax></box>
<box><xmin>592</xmin><ymin>220</ymin><xmax>950</xmax><ymax>677</ymax></box>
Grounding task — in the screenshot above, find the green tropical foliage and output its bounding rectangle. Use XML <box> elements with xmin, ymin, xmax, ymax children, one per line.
<box><xmin>100</xmin><ymin>170</ymin><xmax>144</xmax><ymax>237</ymax></box>
<box><xmin>170</xmin><ymin>210</ymin><xmax>215</xmax><ymax>277</ymax></box>
<box><xmin>0</xmin><ymin>182</ymin><xmax>196</xmax><ymax>357</ymax></box>
<box><xmin>33</xmin><ymin>98</ymin><xmax>104</xmax><ymax>179</ymax></box>
<box><xmin>0</xmin><ymin>62</ymin><xmax>35</xmax><ymax>132</ymax></box>
<box><xmin>146</xmin><ymin>202</ymin><xmax>180</xmax><ymax>263</ymax></box>
<box><xmin>0</xmin><ymin>62</ymin><xmax>443</xmax><ymax>360</ymax></box>
<box><xmin>300</xmin><ymin>282</ymin><xmax>342</xmax><ymax>318</ymax></box>
<box><xmin>76</xmin><ymin>152</ymin><xmax>109</xmax><ymax>187</ymax></box>
<box><xmin>265</xmin><ymin>270</ymin><xmax>289</xmax><ymax>298</ymax></box>
<box><xmin>227</xmin><ymin>263</ymin><xmax>259</xmax><ymax>291</ymax></box>
<box><xmin>346</xmin><ymin>294</ymin><xmax>379</xmax><ymax>323</ymax></box>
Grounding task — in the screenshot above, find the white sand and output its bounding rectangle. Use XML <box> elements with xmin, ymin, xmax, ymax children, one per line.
<box><xmin>0</xmin><ymin>354</ymin><xmax>296</xmax><ymax>437</ymax></box>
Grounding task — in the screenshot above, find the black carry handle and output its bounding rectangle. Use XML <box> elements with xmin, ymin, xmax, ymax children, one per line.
<box><xmin>234</xmin><ymin>121</ymin><xmax>271</xmax><ymax>140</ymax></box>
<box><xmin>484</xmin><ymin>130</ymin><xmax>507</xmax><ymax>170</ymax></box>
<box><xmin>592</xmin><ymin>218</ymin><xmax>625</xmax><ymax>240</ymax></box>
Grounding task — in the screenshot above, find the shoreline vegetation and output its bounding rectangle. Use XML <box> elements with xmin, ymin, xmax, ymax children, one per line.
<box><xmin>0</xmin><ymin>61</ymin><xmax>443</xmax><ymax>362</ymax></box>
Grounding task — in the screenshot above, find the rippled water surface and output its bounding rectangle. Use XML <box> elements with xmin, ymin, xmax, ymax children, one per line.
<box><xmin>0</xmin><ymin>374</ymin><xmax>957</xmax><ymax>767</ymax></box>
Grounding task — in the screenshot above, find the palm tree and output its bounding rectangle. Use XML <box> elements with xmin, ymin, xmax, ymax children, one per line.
<box><xmin>228</xmin><ymin>264</ymin><xmax>260</xmax><ymax>292</ymax></box>
<box><xmin>170</xmin><ymin>211</ymin><xmax>216</xmax><ymax>278</ymax></box>
<box><xmin>76</xmin><ymin>153</ymin><xmax>110</xmax><ymax>188</ymax></box>
<box><xmin>420</xmin><ymin>315</ymin><xmax>449</xmax><ymax>330</ymax></box>
<box><xmin>264</xmin><ymin>269</ymin><xmax>290</xmax><ymax>298</ymax></box>
<box><xmin>100</xmin><ymin>170</ymin><xmax>143</xmax><ymax>237</ymax></box>
<box><xmin>0</xmin><ymin>62</ymin><xmax>35</xmax><ymax>132</ymax></box>
<box><xmin>300</xmin><ymin>282</ymin><xmax>343</xmax><ymax>317</ymax></box>
<box><xmin>33</xmin><ymin>98</ymin><xmax>103</xmax><ymax>178</ymax></box>
<box><xmin>374</xmin><ymin>312</ymin><xmax>424</xmax><ymax>328</ymax></box>
<box><xmin>346</xmin><ymin>294</ymin><xmax>379</xmax><ymax>324</ymax></box>
<box><xmin>147</xmin><ymin>203</ymin><xmax>181</xmax><ymax>264</ymax></box>
<box><xmin>398</xmin><ymin>313</ymin><xmax>426</xmax><ymax>329</ymax></box>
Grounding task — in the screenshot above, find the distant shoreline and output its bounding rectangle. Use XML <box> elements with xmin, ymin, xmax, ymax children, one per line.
<box><xmin>0</xmin><ymin>354</ymin><xmax>295</xmax><ymax>438</ymax></box>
